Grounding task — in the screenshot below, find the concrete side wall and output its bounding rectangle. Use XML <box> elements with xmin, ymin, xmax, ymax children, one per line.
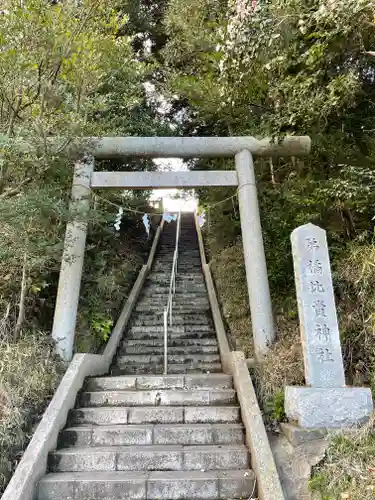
<box><xmin>194</xmin><ymin>213</ymin><xmax>231</xmax><ymax>373</ymax></box>
<box><xmin>202</xmin><ymin>263</ymin><xmax>232</xmax><ymax>374</ymax></box>
<box><xmin>1</xmin><ymin>220</ymin><xmax>164</xmax><ymax>500</ymax></box>
<box><xmin>230</xmin><ymin>352</ymin><xmax>286</xmax><ymax>500</ymax></box>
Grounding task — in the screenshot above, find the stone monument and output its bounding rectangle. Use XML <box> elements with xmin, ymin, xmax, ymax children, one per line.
<box><xmin>284</xmin><ymin>223</ymin><xmax>373</xmax><ymax>428</ymax></box>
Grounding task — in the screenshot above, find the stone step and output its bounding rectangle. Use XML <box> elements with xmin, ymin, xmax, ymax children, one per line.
<box><xmin>85</xmin><ymin>374</ymin><xmax>233</xmax><ymax>391</ymax></box>
<box><xmin>128</xmin><ymin>325</ymin><xmax>214</xmax><ymax>334</ymax></box>
<box><xmin>115</xmin><ymin>354</ymin><xmax>221</xmax><ymax>365</ymax></box>
<box><xmin>147</xmin><ymin>265</ymin><xmax>204</xmax><ymax>282</ymax></box>
<box><xmin>121</xmin><ymin>338</ymin><xmax>218</xmax><ymax>348</ymax></box>
<box><xmin>122</xmin><ymin>338</ymin><xmax>218</xmax><ymax>349</ymax></box>
<box><xmin>155</xmin><ymin>257</ymin><xmax>201</xmax><ymax>262</ymax></box>
<box><xmin>126</xmin><ymin>330</ymin><xmax>216</xmax><ymax>340</ymax></box>
<box><xmin>49</xmin><ymin>444</ymin><xmax>249</xmax><ymax>472</ymax></box>
<box><xmin>135</xmin><ymin>304</ymin><xmax>210</xmax><ymax>312</ymax></box>
<box><xmin>147</xmin><ymin>273</ymin><xmax>204</xmax><ymax>281</ymax></box>
<box><xmin>154</xmin><ymin>261</ymin><xmax>200</xmax><ymax>264</ymax></box>
<box><xmin>153</xmin><ymin>258</ymin><xmax>201</xmax><ymax>264</ymax></box>
<box><xmin>69</xmin><ymin>406</ymin><xmax>241</xmax><ymax>425</ymax></box>
<box><xmin>156</xmin><ymin>247</ymin><xmax>200</xmax><ymax>251</ymax></box>
<box><xmin>120</xmin><ymin>344</ymin><xmax>218</xmax><ymax>355</ymax></box>
<box><xmin>131</xmin><ymin>314</ymin><xmax>212</xmax><ymax>326</ymax></box>
<box><xmin>142</xmin><ymin>284</ymin><xmax>206</xmax><ymax>291</ymax></box>
<box><xmin>152</xmin><ymin>270</ymin><xmax>202</xmax><ymax>275</ymax></box>
<box><xmin>79</xmin><ymin>389</ymin><xmax>236</xmax><ymax>407</ymax></box>
<box><xmin>136</xmin><ymin>303</ymin><xmax>210</xmax><ymax>310</ymax></box>
<box><xmin>111</xmin><ymin>363</ymin><xmax>222</xmax><ymax>375</ymax></box>
<box><xmin>147</xmin><ymin>265</ymin><xmax>201</xmax><ymax>271</ymax></box>
<box><xmin>141</xmin><ymin>290</ymin><xmax>208</xmax><ymax>297</ymax></box>
<box><xmin>141</xmin><ymin>287</ymin><xmax>207</xmax><ymax>295</ymax></box>
<box><xmin>38</xmin><ymin>469</ymin><xmax>256</xmax><ymax>500</ymax></box>
<box><xmin>146</xmin><ymin>279</ymin><xmax>205</xmax><ymax>286</ymax></box>
<box><xmin>59</xmin><ymin>423</ymin><xmax>244</xmax><ymax>447</ymax></box>
<box><xmin>136</xmin><ymin>297</ymin><xmax>209</xmax><ymax>305</ymax></box>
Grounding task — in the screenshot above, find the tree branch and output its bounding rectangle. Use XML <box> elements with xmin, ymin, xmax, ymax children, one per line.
<box><xmin>0</xmin><ymin>177</ymin><xmax>32</xmax><ymax>199</ymax></box>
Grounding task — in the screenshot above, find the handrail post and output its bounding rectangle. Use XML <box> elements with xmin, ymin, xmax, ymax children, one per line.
<box><xmin>163</xmin><ymin>211</ymin><xmax>182</xmax><ymax>374</ymax></box>
<box><xmin>163</xmin><ymin>308</ymin><xmax>168</xmax><ymax>374</ymax></box>
<box><xmin>169</xmin><ymin>297</ymin><xmax>173</xmax><ymax>326</ymax></box>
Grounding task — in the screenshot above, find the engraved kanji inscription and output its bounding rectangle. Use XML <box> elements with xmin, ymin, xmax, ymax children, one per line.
<box><xmin>305</xmin><ymin>237</ymin><xmax>320</xmax><ymax>252</ymax></box>
<box><xmin>308</xmin><ymin>281</ymin><xmax>325</xmax><ymax>293</ymax></box>
<box><xmin>306</xmin><ymin>260</ymin><xmax>323</xmax><ymax>276</ymax></box>
<box><xmin>316</xmin><ymin>347</ymin><xmax>334</xmax><ymax>363</ymax></box>
<box><xmin>315</xmin><ymin>324</ymin><xmax>331</xmax><ymax>342</ymax></box>
<box><xmin>291</xmin><ymin>224</ymin><xmax>346</xmax><ymax>387</ymax></box>
<box><xmin>312</xmin><ymin>300</ymin><xmax>327</xmax><ymax>319</ymax></box>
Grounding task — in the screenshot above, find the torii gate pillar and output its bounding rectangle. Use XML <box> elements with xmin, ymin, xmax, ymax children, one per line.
<box><xmin>236</xmin><ymin>150</ymin><xmax>274</xmax><ymax>358</ymax></box>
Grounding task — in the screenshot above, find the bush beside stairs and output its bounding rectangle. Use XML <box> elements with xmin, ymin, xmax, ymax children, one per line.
<box><xmin>38</xmin><ymin>213</ymin><xmax>256</xmax><ymax>499</ymax></box>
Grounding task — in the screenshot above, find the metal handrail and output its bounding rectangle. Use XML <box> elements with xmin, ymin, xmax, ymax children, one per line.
<box><xmin>163</xmin><ymin>212</ymin><xmax>181</xmax><ymax>374</ymax></box>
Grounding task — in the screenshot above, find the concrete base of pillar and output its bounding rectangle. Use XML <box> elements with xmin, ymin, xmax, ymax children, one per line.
<box><xmin>285</xmin><ymin>386</ymin><xmax>373</xmax><ymax>429</ymax></box>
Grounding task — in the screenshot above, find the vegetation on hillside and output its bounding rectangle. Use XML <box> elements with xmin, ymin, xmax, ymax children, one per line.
<box><xmin>0</xmin><ymin>0</ymin><xmax>163</xmax><ymax>491</ymax></box>
<box><xmin>160</xmin><ymin>1</ymin><xmax>375</xmax><ymax>498</ymax></box>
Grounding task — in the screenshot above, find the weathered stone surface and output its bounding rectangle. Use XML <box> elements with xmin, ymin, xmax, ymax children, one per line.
<box><xmin>183</xmin><ymin>444</ymin><xmax>249</xmax><ymax>471</ymax></box>
<box><xmin>230</xmin><ymin>351</ymin><xmax>285</xmax><ymax>500</ymax></box>
<box><xmin>80</xmin><ymin>389</ymin><xmax>233</xmax><ymax>408</ymax></box>
<box><xmin>184</xmin><ymin>406</ymin><xmax>240</xmax><ymax>424</ymax></box>
<box><xmin>85</xmin><ymin>376</ymin><xmax>136</xmax><ymax>391</ymax></box>
<box><xmin>91</xmin><ymin>425</ymin><xmax>153</xmax><ymax>446</ymax></box>
<box><xmin>39</xmin><ymin>472</ymin><xmax>147</xmax><ymax>500</ymax></box>
<box><xmin>116</xmin><ymin>445</ymin><xmax>184</xmax><ymax>471</ymax></box>
<box><xmin>269</xmin><ymin>433</ymin><xmax>328</xmax><ymax>500</ymax></box>
<box><xmin>285</xmin><ymin>386</ymin><xmax>373</xmax><ymax>428</ymax></box>
<box><xmin>218</xmin><ymin>469</ymin><xmax>256</xmax><ymax>499</ymax></box>
<box><xmin>38</xmin><ymin>474</ymin><xmax>75</xmax><ymax>500</ymax></box>
<box><xmin>128</xmin><ymin>407</ymin><xmax>184</xmax><ymax>424</ymax></box>
<box><xmin>49</xmin><ymin>447</ymin><xmax>117</xmax><ymax>472</ymax></box>
<box><xmin>69</xmin><ymin>407</ymin><xmax>128</xmax><ymax>425</ymax></box>
<box><xmin>154</xmin><ymin>424</ymin><xmax>213</xmax><ymax>445</ymax></box>
<box><xmin>59</xmin><ymin>427</ymin><xmax>93</xmax><ymax>448</ymax></box>
<box><xmin>212</xmin><ymin>424</ymin><xmax>245</xmax><ymax>445</ymax></box>
<box><xmin>147</xmin><ymin>471</ymin><xmax>218</xmax><ymax>500</ymax></box>
<box><xmin>74</xmin><ymin>471</ymin><xmax>146</xmax><ymax>499</ymax></box>
<box><xmin>92</xmin><ymin>135</ymin><xmax>311</xmax><ymax>160</ymax></box>
<box><xmin>279</xmin><ymin>422</ymin><xmax>327</xmax><ymax>447</ymax></box>
<box><xmin>235</xmin><ymin>150</ymin><xmax>275</xmax><ymax>357</ymax></box>
<box><xmin>184</xmin><ymin>374</ymin><xmax>233</xmax><ymax>389</ymax></box>
<box><xmin>291</xmin><ymin>223</ymin><xmax>345</xmax><ymax>388</ymax></box>
<box><xmin>136</xmin><ymin>375</ymin><xmax>184</xmax><ymax>390</ymax></box>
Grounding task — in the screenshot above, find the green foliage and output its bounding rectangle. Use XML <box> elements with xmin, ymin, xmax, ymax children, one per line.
<box><xmin>209</xmin><ymin>242</ymin><xmax>253</xmax><ymax>356</ymax></box>
<box><xmin>264</xmin><ymin>390</ymin><xmax>286</xmax><ymax>423</ymax></box>
<box><xmin>90</xmin><ymin>314</ymin><xmax>114</xmax><ymax>342</ymax></box>
<box><xmin>0</xmin><ymin>1</ymin><xmax>164</xmax><ymax>493</ymax></box>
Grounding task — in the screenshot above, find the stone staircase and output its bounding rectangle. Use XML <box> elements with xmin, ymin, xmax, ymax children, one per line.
<box><xmin>112</xmin><ymin>213</ymin><xmax>221</xmax><ymax>375</ymax></box>
<box><xmin>37</xmin><ymin>213</ymin><xmax>256</xmax><ymax>499</ymax></box>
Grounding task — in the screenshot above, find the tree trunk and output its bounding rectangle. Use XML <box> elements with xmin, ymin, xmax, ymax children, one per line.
<box><xmin>14</xmin><ymin>253</ymin><xmax>27</xmax><ymax>341</ymax></box>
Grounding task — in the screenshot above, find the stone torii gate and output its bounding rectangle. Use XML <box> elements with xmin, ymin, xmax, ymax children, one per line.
<box><xmin>52</xmin><ymin>136</ymin><xmax>311</xmax><ymax>361</ymax></box>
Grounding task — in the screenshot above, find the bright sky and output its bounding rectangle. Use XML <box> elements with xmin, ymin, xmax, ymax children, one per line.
<box><xmin>150</xmin><ymin>158</ymin><xmax>198</xmax><ymax>213</ymax></box>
